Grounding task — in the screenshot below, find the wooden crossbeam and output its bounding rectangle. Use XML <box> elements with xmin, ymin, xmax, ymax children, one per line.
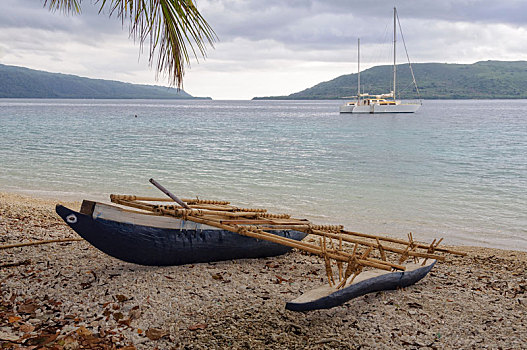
<box><xmin>110</xmin><ymin>194</ymin><xmax>230</xmax><ymax>205</ymax></box>
<box><xmin>220</xmin><ymin>219</ymin><xmax>308</xmax><ymax>225</ymax></box>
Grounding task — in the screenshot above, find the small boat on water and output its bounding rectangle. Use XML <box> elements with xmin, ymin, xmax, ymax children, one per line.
<box><xmin>339</xmin><ymin>92</ymin><xmax>421</xmax><ymax>114</ymax></box>
<box><xmin>56</xmin><ymin>201</ymin><xmax>307</xmax><ymax>266</ymax></box>
<box><xmin>340</xmin><ymin>7</ymin><xmax>421</xmax><ymax>114</ymax></box>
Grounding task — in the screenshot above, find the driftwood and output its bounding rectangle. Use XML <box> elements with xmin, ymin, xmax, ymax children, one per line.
<box><xmin>0</xmin><ymin>238</ymin><xmax>83</xmax><ymax>250</ymax></box>
<box><xmin>109</xmin><ymin>180</ymin><xmax>466</xmax><ymax>288</ymax></box>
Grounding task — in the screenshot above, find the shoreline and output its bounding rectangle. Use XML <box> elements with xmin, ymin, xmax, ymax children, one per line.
<box><xmin>2</xmin><ymin>189</ymin><xmax>525</xmax><ymax>253</ymax></box>
<box><xmin>1</xmin><ymin>192</ymin><xmax>526</xmax><ymax>349</ymax></box>
<box><xmin>1</xmin><ymin>190</ymin><xmax>526</xmax><ymax>253</ymax></box>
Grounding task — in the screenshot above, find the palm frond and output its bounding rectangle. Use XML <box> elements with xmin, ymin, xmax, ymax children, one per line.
<box><xmin>43</xmin><ymin>0</ymin><xmax>82</xmax><ymax>14</ymax></box>
<box><xmin>98</xmin><ymin>0</ymin><xmax>217</xmax><ymax>88</ymax></box>
<box><xmin>44</xmin><ymin>0</ymin><xmax>216</xmax><ymax>88</ymax></box>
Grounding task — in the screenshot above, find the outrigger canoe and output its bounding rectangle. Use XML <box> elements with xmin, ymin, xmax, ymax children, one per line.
<box><xmin>53</xmin><ymin>179</ymin><xmax>465</xmax><ymax>311</ymax></box>
<box><xmin>55</xmin><ymin>200</ymin><xmax>307</xmax><ymax>266</ymax></box>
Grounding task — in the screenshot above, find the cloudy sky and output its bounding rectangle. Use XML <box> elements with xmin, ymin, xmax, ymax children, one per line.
<box><xmin>0</xmin><ymin>0</ymin><xmax>526</xmax><ymax>99</ymax></box>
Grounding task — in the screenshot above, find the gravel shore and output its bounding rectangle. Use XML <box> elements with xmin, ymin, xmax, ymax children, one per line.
<box><xmin>1</xmin><ymin>192</ymin><xmax>526</xmax><ymax>349</ymax></box>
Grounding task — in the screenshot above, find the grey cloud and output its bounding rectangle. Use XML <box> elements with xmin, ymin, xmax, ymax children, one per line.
<box><xmin>201</xmin><ymin>0</ymin><xmax>527</xmax><ymax>45</ymax></box>
<box><xmin>0</xmin><ymin>0</ymin><xmax>127</xmax><ymax>40</ymax></box>
<box><xmin>4</xmin><ymin>0</ymin><xmax>525</xmax><ymax>54</ymax></box>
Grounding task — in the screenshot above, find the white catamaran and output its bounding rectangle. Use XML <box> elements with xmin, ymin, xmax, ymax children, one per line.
<box><xmin>340</xmin><ymin>7</ymin><xmax>421</xmax><ymax>114</ymax></box>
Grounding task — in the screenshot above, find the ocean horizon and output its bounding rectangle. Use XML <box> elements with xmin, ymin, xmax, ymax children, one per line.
<box><xmin>0</xmin><ymin>98</ymin><xmax>525</xmax><ymax>251</ymax></box>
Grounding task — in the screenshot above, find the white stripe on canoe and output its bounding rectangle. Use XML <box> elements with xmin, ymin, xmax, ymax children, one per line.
<box><xmin>92</xmin><ymin>202</ymin><xmax>221</xmax><ymax>230</ymax></box>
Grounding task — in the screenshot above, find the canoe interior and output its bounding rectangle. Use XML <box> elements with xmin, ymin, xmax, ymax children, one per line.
<box><xmin>85</xmin><ymin>200</ymin><xmax>219</xmax><ymax>230</ymax></box>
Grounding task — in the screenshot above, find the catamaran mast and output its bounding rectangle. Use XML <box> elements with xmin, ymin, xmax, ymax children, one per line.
<box><xmin>357</xmin><ymin>38</ymin><xmax>360</xmax><ymax>105</ymax></box>
<box><xmin>393</xmin><ymin>7</ymin><xmax>397</xmax><ymax>100</ymax></box>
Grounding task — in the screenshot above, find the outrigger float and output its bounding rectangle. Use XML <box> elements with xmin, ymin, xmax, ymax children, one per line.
<box><xmin>56</xmin><ymin>179</ymin><xmax>465</xmax><ymax>311</ymax></box>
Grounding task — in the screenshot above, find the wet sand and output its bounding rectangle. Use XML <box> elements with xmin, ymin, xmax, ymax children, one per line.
<box><xmin>1</xmin><ymin>192</ymin><xmax>526</xmax><ymax>349</ymax></box>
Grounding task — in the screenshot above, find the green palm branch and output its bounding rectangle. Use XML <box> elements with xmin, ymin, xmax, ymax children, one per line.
<box><xmin>44</xmin><ymin>0</ymin><xmax>217</xmax><ymax>88</ymax></box>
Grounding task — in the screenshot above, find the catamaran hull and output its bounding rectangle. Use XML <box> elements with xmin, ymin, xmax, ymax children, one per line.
<box><xmin>56</xmin><ymin>204</ymin><xmax>307</xmax><ymax>266</ymax></box>
<box><xmin>339</xmin><ymin>103</ymin><xmax>421</xmax><ymax>113</ymax></box>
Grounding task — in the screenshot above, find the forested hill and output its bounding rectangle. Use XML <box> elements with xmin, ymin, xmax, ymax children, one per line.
<box><xmin>0</xmin><ymin>64</ymin><xmax>209</xmax><ymax>99</ymax></box>
<box><xmin>253</xmin><ymin>61</ymin><xmax>527</xmax><ymax>100</ymax></box>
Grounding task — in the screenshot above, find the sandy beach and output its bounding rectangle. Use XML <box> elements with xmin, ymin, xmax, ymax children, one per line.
<box><xmin>1</xmin><ymin>192</ymin><xmax>526</xmax><ymax>349</ymax></box>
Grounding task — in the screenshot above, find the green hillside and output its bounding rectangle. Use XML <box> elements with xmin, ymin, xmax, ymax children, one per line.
<box><xmin>0</xmin><ymin>64</ymin><xmax>210</xmax><ymax>99</ymax></box>
<box><xmin>253</xmin><ymin>61</ymin><xmax>527</xmax><ymax>100</ymax></box>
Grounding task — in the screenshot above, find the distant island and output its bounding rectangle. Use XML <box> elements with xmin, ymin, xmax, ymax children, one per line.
<box><xmin>0</xmin><ymin>64</ymin><xmax>210</xmax><ymax>99</ymax></box>
<box><xmin>253</xmin><ymin>61</ymin><xmax>527</xmax><ymax>100</ymax></box>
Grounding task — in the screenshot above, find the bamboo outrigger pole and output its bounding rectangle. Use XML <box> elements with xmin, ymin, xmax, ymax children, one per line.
<box><xmin>153</xmin><ymin>206</ymin><xmax>403</xmax><ymax>271</ymax></box>
<box><xmin>110</xmin><ymin>196</ymin><xmax>452</xmax><ymax>262</ymax></box>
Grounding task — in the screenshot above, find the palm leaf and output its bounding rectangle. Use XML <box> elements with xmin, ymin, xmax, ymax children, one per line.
<box><xmin>44</xmin><ymin>0</ymin><xmax>216</xmax><ymax>88</ymax></box>
<box><xmin>44</xmin><ymin>0</ymin><xmax>82</xmax><ymax>14</ymax></box>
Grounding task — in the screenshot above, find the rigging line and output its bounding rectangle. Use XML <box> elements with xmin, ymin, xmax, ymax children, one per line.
<box><xmin>369</xmin><ymin>20</ymin><xmax>391</xmax><ymax>94</ymax></box>
<box><xmin>398</xmin><ymin>81</ymin><xmax>418</xmax><ymax>98</ymax></box>
<box><xmin>370</xmin><ymin>21</ymin><xmax>390</xmax><ymax>68</ymax></box>
<box><xmin>383</xmin><ymin>20</ymin><xmax>393</xmax><ymax>95</ymax></box>
<box><xmin>396</xmin><ymin>11</ymin><xmax>422</xmax><ymax>102</ymax></box>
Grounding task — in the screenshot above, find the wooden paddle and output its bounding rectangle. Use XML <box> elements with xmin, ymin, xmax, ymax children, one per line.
<box><xmin>149</xmin><ymin>178</ymin><xmax>190</xmax><ymax>209</ymax></box>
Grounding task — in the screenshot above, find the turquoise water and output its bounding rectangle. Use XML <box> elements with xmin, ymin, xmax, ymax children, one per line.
<box><xmin>0</xmin><ymin>99</ymin><xmax>525</xmax><ymax>250</ymax></box>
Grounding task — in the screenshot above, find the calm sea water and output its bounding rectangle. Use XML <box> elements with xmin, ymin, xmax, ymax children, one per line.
<box><xmin>0</xmin><ymin>99</ymin><xmax>525</xmax><ymax>250</ymax></box>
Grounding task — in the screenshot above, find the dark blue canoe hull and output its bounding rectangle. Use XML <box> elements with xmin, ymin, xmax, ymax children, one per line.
<box><xmin>56</xmin><ymin>205</ymin><xmax>307</xmax><ymax>266</ymax></box>
<box><xmin>286</xmin><ymin>260</ymin><xmax>436</xmax><ymax>312</ymax></box>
